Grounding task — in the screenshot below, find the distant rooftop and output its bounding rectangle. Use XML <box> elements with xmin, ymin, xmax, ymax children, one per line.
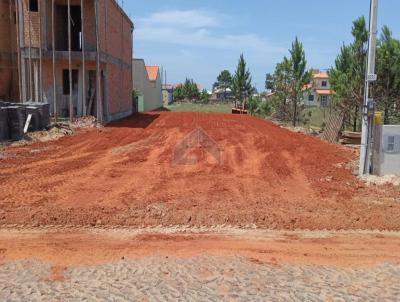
<box><xmin>145</xmin><ymin>66</ymin><xmax>159</xmax><ymax>81</ymax></box>
<box><xmin>313</xmin><ymin>72</ymin><xmax>329</xmax><ymax>80</ymax></box>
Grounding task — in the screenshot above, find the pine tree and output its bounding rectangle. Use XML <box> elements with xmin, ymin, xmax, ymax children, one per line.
<box><xmin>271</xmin><ymin>57</ymin><xmax>292</xmax><ymax>120</ymax></box>
<box><xmin>231</xmin><ymin>54</ymin><xmax>252</xmax><ymax>107</ymax></box>
<box><xmin>182</xmin><ymin>78</ymin><xmax>199</xmax><ymax>100</ymax></box>
<box><xmin>329</xmin><ymin>16</ymin><xmax>368</xmax><ymax>131</ymax></box>
<box><xmin>216</xmin><ymin>70</ymin><xmax>232</xmax><ymax>100</ymax></box>
<box><xmin>375</xmin><ymin>26</ymin><xmax>400</xmax><ymax>124</ymax></box>
<box><xmin>289</xmin><ymin>37</ymin><xmax>312</xmax><ymax>126</ymax></box>
<box><xmin>200</xmin><ymin>89</ymin><xmax>209</xmax><ymax>103</ymax></box>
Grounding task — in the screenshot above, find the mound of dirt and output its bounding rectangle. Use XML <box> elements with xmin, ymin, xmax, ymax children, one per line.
<box><xmin>0</xmin><ymin>112</ymin><xmax>399</xmax><ymax>230</ymax></box>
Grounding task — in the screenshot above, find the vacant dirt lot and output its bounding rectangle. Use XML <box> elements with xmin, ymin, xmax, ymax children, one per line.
<box><xmin>0</xmin><ymin>112</ymin><xmax>399</xmax><ymax>230</ymax></box>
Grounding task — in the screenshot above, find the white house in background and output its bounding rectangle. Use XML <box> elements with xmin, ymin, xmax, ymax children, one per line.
<box><xmin>303</xmin><ymin>70</ymin><xmax>333</xmax><ymax>108</ymax></box>
<box><xmin>211</xmin><ymin>87</ymin><xmax>233</xmax><ymax>101</ymax></box>
<box><xmin>132</xmin><ymin>59</ymin><xmax>163</xmax><ymax>112</ymax></box>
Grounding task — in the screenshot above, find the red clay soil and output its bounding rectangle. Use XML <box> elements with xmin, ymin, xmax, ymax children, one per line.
<box><xmin>0</xmin><ymin>112</ymin><xmax>399</xmax><ymax>230</ymax></box>
<box><xmin>1</xmin><ymin>229</ymin><xmax>400</xmax><ymax>267</ymax></box>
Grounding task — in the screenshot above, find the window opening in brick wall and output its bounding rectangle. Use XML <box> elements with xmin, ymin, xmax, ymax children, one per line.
<box><xmin>56</xmin><ymin>5</ymin><xmax>82</xmax><ymax>51</ymax></box>
<box><xmin>63</xmin><ymin>69</ymin><xmax>79</xmax><ymax>95</ymax></box>
<box><xmin>29</xmin><ymin>0</ymin><xmax>38</xmax><ymax>12</ymax></box>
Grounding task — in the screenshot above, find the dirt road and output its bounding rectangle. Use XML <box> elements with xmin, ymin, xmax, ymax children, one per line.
<box><xmin>0</xmin><ymin>112</ymin><xmax>399</xmax><ymax>230</ymax></box>
<box><xmin>0</xmin><ymin>228</ymin><xmax>400</xmax><ymax>301</ymax></box>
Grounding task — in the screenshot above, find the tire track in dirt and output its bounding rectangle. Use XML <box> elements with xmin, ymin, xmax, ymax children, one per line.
<box><xmin>0</xmin><ymin>112</ymin><xmax>399</xmax><ymax>230</ymax></box>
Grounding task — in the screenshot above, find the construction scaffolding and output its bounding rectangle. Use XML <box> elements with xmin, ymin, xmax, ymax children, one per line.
<box><xmin>1</xmin><ymin>0</ymin><xmax>134</xmax><ymax>129</ymax></box>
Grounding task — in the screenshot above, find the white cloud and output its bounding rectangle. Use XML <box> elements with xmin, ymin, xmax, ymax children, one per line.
<box><xmin>134</xmin><ymin>9</ymin><xmax>291</xmax><ymax>91</ymax></box>
<box><xmin>135</xmin><ymin>9</ymin><xmax>286</xmax><ymax>54</ymax></box>
<box><xmin>140</xmin><ymin>10</ymin><xmax>221</xmax><ymax>28</ymax></box>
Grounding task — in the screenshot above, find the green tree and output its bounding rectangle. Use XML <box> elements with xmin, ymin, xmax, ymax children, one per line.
<box><xmin>266</xmin><ymin>57</ymin><xmax>292</xmax><ymax>120</ymax></box>
<box><xmin>182</xmin><ymin>78</ymin><xmax>200</xmax><ymax>100</ymax></box>
<box><xmin>289</xmin><ymin>37</ymin><xmax>312</xmax><ymax>126</ymax></box>
<box><xmin>351</xmin><ymin>17</ymin><xmax>369</xmax><ymax>101</ymax></box>
<box><xmin>329</xmin><ymin>45</ymin><xmax>354</xmax><ymax>109</ymax></box>
<box><xmin>173</xmin><ymin>85</ymin><xmax>184</xmax><ymax>101</ymax></box>
<box><xmin>216</xmin><ymin>70</ymin><xmax>232</xmax><ymax>100</ymax></box>
<box><xmin>247</xmin><ymin>96</ymin><xmax>260</xmax><ymax>115</ymax></box>
<box><xmin>375</xmin><ymin>26</ymin><xmax>400</xmax><ymax>124</ymax></box>
<box><xmin>329</xmin><ymin>16</ymin><xmax>368</xmax><ymax>131</ymax></box>
<box><xmin>272</xmin><ymin>57</ymin><xmax>292</xmax><ymax>120</ymax></box>
<box><xmin>350</xmin><ymin>16</ymin><xmax>369</xmax><ymax>130</ymax></box>
<box><xmin>265</xmin><ymin>73</ymin><xmax>274</xmax><ymax>91</ymax></box>
<box><xmin>265</xmin><ymin>38</ymin><xmax>311</xmax><ymax>125</ymax></box>
<box><xmin>200</xmin><ymin>89</ymin><xmax>210</xmax><ymax>103</ymax></box>
<box><xmin>258</xmin><ymin>100</ymin><xmax>272</xmax><ymax>117</ymax></box>
<box><xmin>231</xmin><ymin>54</ymin><xmax>252</xmax><ymax>108</ymax></box>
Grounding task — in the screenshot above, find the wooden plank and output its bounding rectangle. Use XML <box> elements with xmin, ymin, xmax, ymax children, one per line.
<box><xmin>342</xmin><ymin>131</ymin><xmax>361</xmax><ymax>139</ymax></box>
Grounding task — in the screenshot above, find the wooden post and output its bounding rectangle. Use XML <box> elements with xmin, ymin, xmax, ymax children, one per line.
<box><xmin>68</xmin><ymin>0</ymin><xmax>73</xmax><ymax>122</ymax></box>
<box><xmin>38</xmin><ymin>0</ymin><xmax>43</xmax><ymax>102</ymax></box>
<box><xmin>15</xmin><ymin>0</ymin><xmax>22</xmax><ymax>102</ymax></box>
<box><xmin>80</xmin><ymin>0</ymin><xmax>86</xmax><ymax>116</ymax></box>
<box><xmin>51</xmin><ymin>0</ymin><xmax>57</xmax><ymax>122</ymax></box>
<box><xmin>94</xmin><ymin>0</ymin><xmax>102</xmax><ymax>123</ymax></box>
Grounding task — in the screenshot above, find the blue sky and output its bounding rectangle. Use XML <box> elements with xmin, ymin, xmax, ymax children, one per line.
<box><xmin>122</xmin><ymin>0</ymin><xmax>400</xmax><ymax>91</ymax></box>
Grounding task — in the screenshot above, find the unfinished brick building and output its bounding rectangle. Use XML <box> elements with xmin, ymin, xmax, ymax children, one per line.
<box><xmin>0</xmin><ymin>0</ymin><xmax>134</xmax><ymax>123</ymax></box>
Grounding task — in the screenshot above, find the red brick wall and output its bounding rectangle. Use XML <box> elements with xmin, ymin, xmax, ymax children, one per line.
<box><xmin>99</xmin><ymin>0</ymin><xmax>133</xmax><ymax>117</ymax></box>
<box><xmin>40</xmin><ymin>58</ymin><xmax>99</xmax><ymax>114</ymax></box>
<box><xmin>0</xmin><ymin>0</ymin><xmax>12</xmax><ymax>53</ymax></box>
<box><xmin>22</xmin><ymin>0</ymin><xmax>40</xmax><ymax>48</ymax></box>
<box><xmin>44</xmin><ymin>0</ymin><xmax>97</xmax><ymax>51</ymax></box>
<box><xmin>0</xmin><ymin>0</ymin><xmax>18</xmax><ymax>100</ymax></box>
<box><xmin>1</xmin><ymin>0</ymin><xmax>133</xmax><ymax>117</ymax></box>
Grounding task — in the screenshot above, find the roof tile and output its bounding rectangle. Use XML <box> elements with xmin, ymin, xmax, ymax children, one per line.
<box><xmin>146</xmin><ymin>66</ymin><xmax>159</xmax><ymax>81</ymax></box>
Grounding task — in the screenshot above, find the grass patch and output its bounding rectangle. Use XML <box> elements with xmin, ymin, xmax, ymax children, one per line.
<box><xmin>166</xmin><ymin>102</ymin><xmax>232</xmax><ymax>114</ymax></box>
<box><xmin>300</xmin><ymin>107</ymin><xmax>333</xmax><ymax>129</ymax></box>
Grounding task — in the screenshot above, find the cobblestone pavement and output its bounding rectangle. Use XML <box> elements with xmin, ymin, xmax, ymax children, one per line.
<box><xmin>1</xmin><ymin>257</ymin><xmax>400</xmax><ymax>301</ymax></box>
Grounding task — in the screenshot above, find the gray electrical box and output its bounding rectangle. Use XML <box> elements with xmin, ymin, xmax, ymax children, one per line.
<box><xmin>372</xmin><ymin>125</ymin><xmax>400</xmax><ymax>176</ymax></box>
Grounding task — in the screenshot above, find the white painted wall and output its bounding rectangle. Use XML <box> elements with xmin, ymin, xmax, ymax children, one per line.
<box><xmin>303</xmin><ymin>91</ymin><xmax>318</xmax><ymax>106</ymax></box>
<box><xmin>315</xmin><ymin>79</ymin><xmax>331</xmax><ymax>90</ymax></box>
<box><xmin>303</xmin><ymin>78</ymin><xmax>332</xmax><ymax>107</ymax></box>
<box><xmin>132</xmin><ymin>59</ymin><xmax>163</xmax><ymax>112</ymax></box>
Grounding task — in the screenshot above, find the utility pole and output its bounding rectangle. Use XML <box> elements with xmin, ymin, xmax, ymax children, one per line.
<box><xmin>359</xmin><ymin>0</ymin><xmax>379</xmax><ymax>175</ymax></box>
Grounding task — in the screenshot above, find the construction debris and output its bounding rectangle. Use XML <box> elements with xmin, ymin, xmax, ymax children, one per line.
<box><xmin>360</xmin><ymin>174</ymin><xmax>400</xmax><ymax>187</ymax></box>
<box><xmin>0</xmin><ymin>102</ymin><xmax>50</xmax><ymax>142</ymax></box>
<box><xmin>8</xmin><ymin>116</ymin><xmax>99</xmax><ymax>146</ymax></box>
<box><xmin>1</xmin><ymin>1</ymin><xmax>134</xmax><ymax>125</ymax></box>
<box><xmin>69</xmin><ymin>116</ymin><xmax>100</xmax><ymax>129</ymax></box>
<box><xmin>340</xmin><ymin>131</ymin><xmax>362</xmax><ymax>145</ymax></box>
